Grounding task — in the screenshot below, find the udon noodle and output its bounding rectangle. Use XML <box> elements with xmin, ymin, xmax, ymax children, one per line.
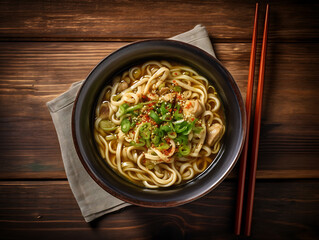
<box><xmin>94</xmin><ymin>60</ymin><xmax>225</xmax><ymax>188</ymax></box>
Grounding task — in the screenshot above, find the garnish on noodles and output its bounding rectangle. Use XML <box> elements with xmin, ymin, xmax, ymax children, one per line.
<box><xmin>94</xmin><ymin>60</ymin><xmax>225</xmax><ymax>188</ymax></box>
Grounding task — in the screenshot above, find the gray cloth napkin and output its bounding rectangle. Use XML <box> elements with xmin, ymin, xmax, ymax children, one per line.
<box><xmin>46</xmin><ymin>24</ymin><xmax>216</xmax><ymax>222</ymax></box>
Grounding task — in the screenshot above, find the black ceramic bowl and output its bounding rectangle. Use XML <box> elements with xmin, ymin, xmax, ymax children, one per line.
<box><xmin>72</xmin><ymin>40</ymin><xmax>246</xmax><ymax>207</ymax></box>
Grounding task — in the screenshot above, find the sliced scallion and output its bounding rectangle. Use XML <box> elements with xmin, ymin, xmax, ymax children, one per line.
<box><xmin>193</xmin><ymin>126</ymin><xmax>204</xmax><ymax>134</ymax></box>
<box><xmin>126</xmin><ymin>103</ymin><xmax>143</xmax><ymax>113</ymax></box>
<box><xmin>176</xmin><ymin>135</ymin><xmax>188</xmax><ymax>146</ymax></box>
<box><xmin>121</xmin><ymin>118</ymin><xmax>131</xmax><ymax>133</ymax></box>
<box><xmin>130</xmin><ymin>139</ymin><xmax>146</xmax><ymax>147</ymax></box>
<box><xmin>157</xmin><ymin>142</ymin><xmax>170</xmax><ymax>150</ymax></box>
<box><xmin>149</xmin><ymin>110</ymin><xmax>162</xmax><ymax>124</ymax></box>
<box><xmin>139</xmin><ymin>123</ymin><xmax>151</xmax><ymax>139</ymax></box>
<box><xmin>160</xmin><ymin>102</ymin><xmax>168</xmax><ymax>115</ymax></box>
<box><xmin>167</xmin><ymin>131</ymin><xmax>177</xmax><ymax>139</ymax></box>
<box><xmin>105</xmin><ymin>135</ymin><xmax>117</xmax><ymax>141</ymax></box>
<box><xmin>151</xmin><ymin>135</ymin><xmax>161</xmax><ymax>145</ymax></box>
<box><xmin>116</xmin><ymin>103</ymin><xmax>129</xmax><ymax>118</ymax></box>
<box><xmin>99</xmin><ymin>120</ymin><xmax>117</xmax><ymax>131</ymax></box>
<box><xmin>178</xmin><ymin>145</ymin><xmax>191</xmax><ymax>156</ymax></box>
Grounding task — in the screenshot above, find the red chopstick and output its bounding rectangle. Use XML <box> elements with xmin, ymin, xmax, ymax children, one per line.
<box><xmin>234</xmin><ymin>3</ymin><xmax>259</xmax><ymax>235</ymax></box>
<box><xmin>244</xmin><ymin>4</ymin><xmax>269</xmax><ymax>236</ymax></box>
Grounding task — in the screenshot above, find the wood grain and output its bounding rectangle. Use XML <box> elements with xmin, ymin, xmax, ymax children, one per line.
<box><xmin>0</xmin><ymin>41</ymin><xmax>318</xmax><ymax>179</ymax></box>
<box><xmin>0</xmin><ymin>0</ymin><xmax>318</xmax><ymax>42</ymax></box>
<box><xmin>0</xmin><ymin>1</ymin><xmax>318</xmax><ymax>239</ymax></box>
<box><xmin>0</xmin><ymin>180</ymin><xmax>318</xmax><ymax>239</ymax></box>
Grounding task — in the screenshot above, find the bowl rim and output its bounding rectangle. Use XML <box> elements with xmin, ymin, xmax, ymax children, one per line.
<box><xmin>72</xmin><ymin>39</ymin><xmax>246</xmax><ymax>207</ymax></box>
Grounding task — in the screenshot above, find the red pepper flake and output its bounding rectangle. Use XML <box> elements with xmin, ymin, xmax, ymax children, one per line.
<box><xmin>191</xmin><ymin>117</ymin><xmax>195</xmax><ymax>121</ymax></box>
<box><xmin>185</xmin><ymin>102</ymin><xmax>192</xmax><ymax>109</ymax></box>
<box><xmin>148</xmin><ymin>102</ymin><xmax>155</xmax><ymax>107</ymax></box>
<box><xmin>163</xmin><ymin>147</ymin><xmax>172</xmax><ymax>156</ymax></box>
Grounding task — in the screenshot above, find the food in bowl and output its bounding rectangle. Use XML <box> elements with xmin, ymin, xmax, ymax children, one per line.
<box><xmin>72</xmin><ymin>40</ymin><xmax>246</xmax><ymax>206</ymax></box>
<box><xmin>94</xmin><ymin>60</ymin><xmax>225</xmax><ymax>188</ymax></box>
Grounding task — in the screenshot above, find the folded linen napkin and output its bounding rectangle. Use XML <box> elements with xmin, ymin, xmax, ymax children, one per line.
<box><xmin>47</xmin><ymin>24</ymin><xmax>216</xmax><ymax>222</ymax></box>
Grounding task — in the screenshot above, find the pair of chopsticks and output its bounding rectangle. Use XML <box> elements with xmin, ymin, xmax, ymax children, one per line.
<box><xmin>234</xmin><ymin>3</ymin><xmax>269</xmax><ymax>236</ymax></box>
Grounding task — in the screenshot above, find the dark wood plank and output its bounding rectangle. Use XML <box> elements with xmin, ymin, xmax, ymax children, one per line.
<box><xmin>0</xmin><ymin>0</ymin><xmax>318</xmax><ymax>42</ymax></box>
<box><xmin>0</xmin><ymin>180</ymin><xmax>318</xmax><ymax>239</ymax></box>
<box><xmin>0</xmin><ymin>41</ymin><xmax>318</xmax><ymax>179</ymax></box>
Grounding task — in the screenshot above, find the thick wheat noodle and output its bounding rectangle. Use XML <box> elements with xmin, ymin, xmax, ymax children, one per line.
<box><xmin>167</xmin><ymin>79</ymin><xmax>206</xmax><ymax>105</ymax></box>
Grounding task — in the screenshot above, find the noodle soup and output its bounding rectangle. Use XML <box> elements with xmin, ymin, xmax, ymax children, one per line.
<box><xmin>94</xmin><ymin>60</ymin><xmax>225</xmax><ymax>188</ymax></box>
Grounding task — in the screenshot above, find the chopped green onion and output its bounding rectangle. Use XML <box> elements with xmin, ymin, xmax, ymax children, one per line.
<box><xmin>151</xmin><ymin>135</ymin><xmax>161</xmax><ymax>145</ymax></box>
<box><xmin>105</xmin><ymin>134</ymin><xmax>117</xmax><ymax>141</ymax></box>
<box><xmin>132</xmin><ymin>111</ymin><xmax>139</xmax><ymax>117</ymax></box>
<box><xmin>154</xmin><ymin>128</ymin><xmax>164</xmax><ymax>138</ymax></box>
<box><xmin>160</xmin><ymin>102</ymin><xmax>168</xmax><ymax>115</ymax></box>
<box><xmin>130</xmin><ymin>139</ymin><xmax>146</xmax><ymax>147</ymax></box>
<box><xmin>140</xmin><ymin>131</ymin><xmax>150</xmax><ymax>140</ymax></box>
<box><xmin>179</xmin><ymin>145</ymin><xmax>191</xmax><ymax>156</ymax></box>
<box><xmin>157</xmin><ymin>142</ymin><xmax>170</xmax><ymax>150</ymax></box>
<box><xmin>173</xmin><ymin>86</ymin><xmax>182</xmax><ymax>92</ymax></box>
<box><xmin>146</xmin><ymin>139</ymin><xmax>151</xmax><ymax>148</ymax></box>
<box><xmin>169</xmin><ymin>122</ymin><xmax>175</xmax><ymax>131</ymax></box>
<box><xmin>142</xmin><ymin>101</ymin><xmax>156</xmax><ymax>105</ymax></box>
<box><xmin>149</xmin><ymin>110</ymin><xmax>162</xmax><ymax>124</ymax></box>
<box><xmin>176</xmin><ymin>135</ymin><xmax>188</xmax><ymax>146</ymax></box>
<box><xmin>193</xmin><ymin>126</ymin><xmax>204</xmax><ymax>134</ymax></box>
<box><xmin>174</xmin><ymin>122</ymin><xmax>188</xmax><ymax>133</ymax></box>
<box><xmin>181</xmin><ymin>123</ymin><xmax>193</xmax><ymax>135</ymax></box>
<box><xmin>121</xmin><ymin>118</ymin><xmax>131</xmax><ymax>133</ymax></box>
<box><xmin>173</xmin><ymin>104</ymin><xmax>183</xmax><ymax>120</ymax></box>
<box><xmin>160</xmin><ymin>123</ymin><xmax>174</xmax><ymax>132</ymax></box>
<box><xmin>113</xmin><ymin>94</ymin><xmax>122</xmax><ymax>101</ymax></box>
<box><xmin>116</xmin><ymin>103</ymin><xmax>129</xmax><ymax>118</ymax></box>
<box><xmin>130</xmin><ymin>121</ymin><xmax>136</xmax><ymax>129</ymax></box>
<box><xmin>140</xmin><ymin>122</ymin><xmax>151</xmax><ymax>131</ymax></box>
<box><xmin>99</xmin><ymin>120</ymin><xmax>117</xmax><ymax>131</ymax></box>
<box><xmin>161</xmin><ymin>113</ymin><xmax>172</xmax><ymax>121</ymax></box>
<box><xmin>126</xmin><ymin>103</ymin><xmax>143</xmax><ymax>113</ymax></box>
<box><xmin>117</xmin><ymin>102</ymin><xmax>154</xmax><ymax>118</ymax></box>
<box><xmin>139</xmin><ymin>123</ymin><xmax>151</xmax><ymax>139</ymax></box>
<box><xmin>174</xmin><ymin>113</ymin><xmax>184</xmax><ymax>120</ymax></box>
<box><xmin>167</xmin><ymin>131</ymin><xmax>177</xmax><ymax>139</ymax></box>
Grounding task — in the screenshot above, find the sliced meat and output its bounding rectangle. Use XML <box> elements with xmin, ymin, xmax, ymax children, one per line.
<box><xmin>117</xmin><ymin>81</ymin><xmax>129</xmax><ymax>92</ymax></box>
<box><xmin>161</xmin><ymin>92</ymin><xmax>176</xmax><ymax>102</ymax></box>
<box><xmin>183</xmin><ymin>100</ymin><xmax>204</xmax><ymax>117</ymax></box>
<box><xmin>206</xmin><ymin>123</ymin><xmax>223</xmax><ymax>146</ymax></box>
<box><xmin>159</xmin><ymin>87</ymin><xmax>170</xmax><ymax>95</ymax></box>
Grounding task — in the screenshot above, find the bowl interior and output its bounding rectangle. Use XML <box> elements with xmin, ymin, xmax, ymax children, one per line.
<box><xmin>72</xmin><ymin>40</ymin><xmax>246</xmax><ymax>207</ymax></box>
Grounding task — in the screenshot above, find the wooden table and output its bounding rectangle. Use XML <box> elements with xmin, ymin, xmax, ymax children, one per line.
<box><xmin>0</xmin><ymin>0</ymin><xmax>318</xmax><ymax>239</ymax></box>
